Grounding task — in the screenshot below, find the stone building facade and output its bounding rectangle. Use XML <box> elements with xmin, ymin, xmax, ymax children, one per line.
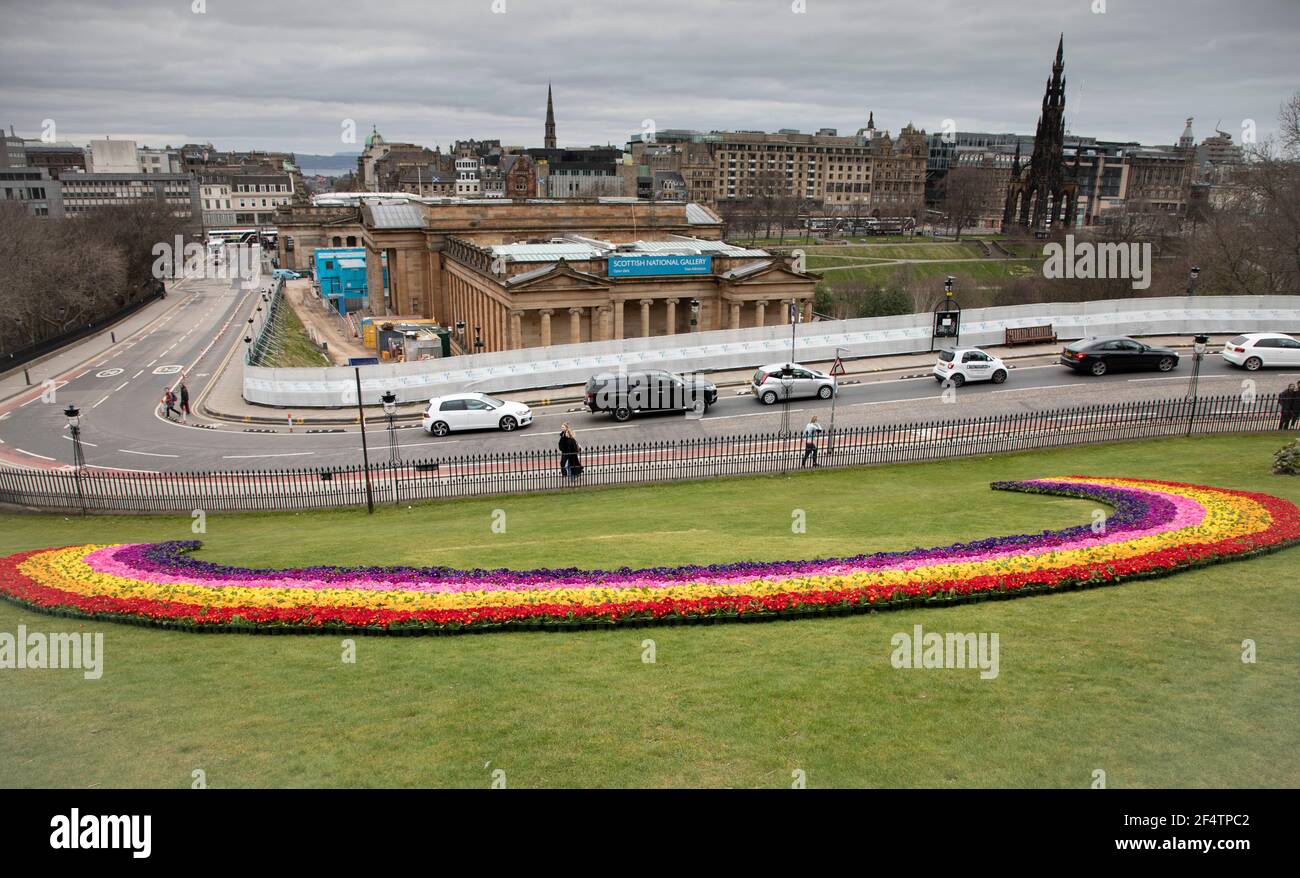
<box><xmin>626</xmin><ymin>118</ymin><xmax>928</xmax><ymax>215</ymax></box>
<box><xmin>274</xmin><ymin>198</ymin><xmax>816</xmax><ymax>353</ymax></box>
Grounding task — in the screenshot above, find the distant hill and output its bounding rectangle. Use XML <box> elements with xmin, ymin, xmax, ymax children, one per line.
<box><xmin>295</xmin><ymin>152</ymin><xmax>361</xmax><ymax>174</ymax></box>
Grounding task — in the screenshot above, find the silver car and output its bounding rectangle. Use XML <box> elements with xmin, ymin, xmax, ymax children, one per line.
<box><xmin>751</xmin><ymin>362</ymin><xmax>837</xmax><ymax>405</ymax></box>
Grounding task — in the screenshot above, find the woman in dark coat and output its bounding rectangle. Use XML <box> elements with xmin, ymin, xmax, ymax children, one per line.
<box><xmin>558</xmin><ymin>423</ymin><xmax>582</xmax><ymax>478</ymax></box>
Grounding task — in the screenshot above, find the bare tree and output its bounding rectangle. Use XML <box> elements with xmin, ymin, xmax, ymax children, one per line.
<box><xmin>939</xmin><ymin>166</ymin><xmax>999</xmax><ymax>240</ymax></box>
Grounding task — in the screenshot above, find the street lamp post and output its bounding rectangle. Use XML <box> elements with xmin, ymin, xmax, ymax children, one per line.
<box><xmin>688</xmin><ymin>299</ymin><xmax>700</xmax><ymax>331</ymax></box>
<box><xmin>1186</xmin><ymin>334</ymin><xmax>1209</xmax><ymax>435</ymax></box>
<box><xmin>354</xmin><ymin>367</ymin><xmax>375</xmax><ymax>514</ymax></box>
<box><xmin>64</xmin><ymin>404</ymin><xmax>86</xmax><ymax>514</ymax></box>
<box><xmin>454</xmin><ymin>320</ymin><xmax>466</xmax><ymax>353</ymax></box>
<box><xmin>474</xmin><ymin>326</ymin><xmax>484</xmax><ymax>354</ymax></box>
<box><xmin>1186</xmin><ymin>266</ymin><xmax>1201</xmax><ymax>297</ymax></box>
<box><xmin>381</xmin><ymin>390</ymin><xmax>400</xmax><ymax>463</ymax></box>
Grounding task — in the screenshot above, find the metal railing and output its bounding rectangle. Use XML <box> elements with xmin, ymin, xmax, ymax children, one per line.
<box><xmin>0</xmin><ymin>394</ymin><xmax>1285</xmax><ymax>514</ymax></box>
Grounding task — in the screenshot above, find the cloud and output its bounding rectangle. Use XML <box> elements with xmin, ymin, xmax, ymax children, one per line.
<box><xmin>1</xmin><ymin>0</ymin><xmax>1296</xmax><ymax>155</ymax></box>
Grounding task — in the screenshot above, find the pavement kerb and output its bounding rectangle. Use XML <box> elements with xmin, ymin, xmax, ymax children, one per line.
<box><xmin>195</xmin><ymin>335</ymin><xmax>1223</xmax><ymax>427</ymax></box>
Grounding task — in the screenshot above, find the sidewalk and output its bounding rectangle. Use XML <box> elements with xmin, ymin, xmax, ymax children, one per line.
<box><xmin>0</xmin><ymin>281</ymin><xmax>195</xmax><ymax>406</ymax></box>
<box><xmin>197</xmin><ymin>331</ymin><xmax>1232</xmax><ymax>427</ymax></box>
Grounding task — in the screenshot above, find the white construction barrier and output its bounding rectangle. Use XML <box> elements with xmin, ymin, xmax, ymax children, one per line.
<box><xmin>244</xmin><ymin>295</ymin><xmax>1300</xmax><ymax>407</ymax></box>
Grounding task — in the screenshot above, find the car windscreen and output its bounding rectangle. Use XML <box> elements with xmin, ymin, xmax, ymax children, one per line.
<box><xmin>1064</xmin><ymin>340</ymin><xmax>1090</xmax><ymax>352</ymax></box>
<box><xmin>1228</xmin><ymin>335</ymin><xmax>1248</xmax><ymax>346</ymax></box>
<box><xmin>938</xmin><ymin>350</ymin><xmax>955</xmax><ymax>362</ymax></box>
<box><xmin>480</xmin><ymin>395</ymin><xmax>505</xmax><ymax>407</ymax></box>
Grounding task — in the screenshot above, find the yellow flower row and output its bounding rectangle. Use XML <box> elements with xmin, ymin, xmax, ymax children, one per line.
<box><xmin>17</xmin><ymin>479</ymin><xmax>1272</xmax><ymax>613</ymax></box>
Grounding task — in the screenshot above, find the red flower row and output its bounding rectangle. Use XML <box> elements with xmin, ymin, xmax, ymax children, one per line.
<box><xmin>1</xmin><ymin>483</ymin><xmax>1296</xmax><ymax>633</ymax></box>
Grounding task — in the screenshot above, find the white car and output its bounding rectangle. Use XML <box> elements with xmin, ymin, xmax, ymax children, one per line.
<box><xmin>422</xmin><ymin>393</ymin><xmax>532</xmax><ymax>437</ymax></box>
<box><xmin>751</xmin><ymin>363</ymin><xmax>837</xmax><ymax>405</ymax></box>
<box><xmin>933</xmin><ymin>348</ymin><xmax>1009</xmax><ymax>386</ymax></box>
<box><xmin>1221</xmin><ymin>333</ymin><xmax>1300</xmax><ymax>371</ymax></box>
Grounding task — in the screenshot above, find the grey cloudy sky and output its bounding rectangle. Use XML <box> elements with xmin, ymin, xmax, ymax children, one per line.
<box><xmin>2</xmin><ymin>0</ymin><xmax>1296</xmax><ymax>156</ymax></box>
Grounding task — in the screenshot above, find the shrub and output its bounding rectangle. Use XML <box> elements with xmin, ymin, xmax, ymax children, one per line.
<box><xmin>1273</xmin><ymin>440</ymin><xmax>1300</xmax><ymax>475</ymax></box>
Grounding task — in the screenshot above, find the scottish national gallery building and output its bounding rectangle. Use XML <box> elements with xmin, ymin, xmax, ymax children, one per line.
<box><xmin>274</xmin><ymin>197</ymin><xmax>817</xmax><ymax>353</ymax></box>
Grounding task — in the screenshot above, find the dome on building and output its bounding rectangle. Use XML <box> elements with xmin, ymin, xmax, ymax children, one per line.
<box><xmin>365</xmin><ymin>126</ymin><xmax>384</xmax><ymax>148</ymax></box>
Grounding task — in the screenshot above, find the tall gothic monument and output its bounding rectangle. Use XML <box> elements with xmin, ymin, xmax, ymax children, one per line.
<box><xmin>544</xmin><ymin>84</ymin><xmax>557</xmax><ymax>150</ymax></box>
<box><xmin>1003</xmin><ymin>36</ymin><xmax>1079</xmax><ymax>232</ymax></box>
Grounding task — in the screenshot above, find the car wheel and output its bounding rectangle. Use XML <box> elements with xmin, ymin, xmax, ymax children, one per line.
<box><xmin>817</xmin><ymin>384</ymin><xmax>833</xmax><ymax>399</ymax></box>
<box><xmin>613</xmin><ymin>407</ymin><xmax>633</xmax><ymax>421</ymax></box>
<box><xmin>760</xmin><ymin>391</ymin><xmax>778</xmax><ymax>405</ymax></box>
<box><xmin>430</xmin><ymin>421</ymin><xmax>450</xmax><ymax>437</ymax></box>
<box><xmin>499</xmin><ymin>416</ymin><xmax>518</xmax><ymax>432</ymax></box>
<box><xmin>991</xmin><ymin>369</ymin><xmax>1008</xmax><ymax>384</ymax></box>
<box><xmin>1244</xmin><ymin>356</ymin><xmax>1262</xmax><ymax>372</ymax></box>
<box><xmin>1157</xmin><ymin>356</ymin><xmax>1176</xmax><ymax>372</ymax></box>
<box><xmin>1090</xmin><ymin>360</ymin><xmax>1108</xmax><ymax>376</ymax></box>
<box><xmin>949</xmin><ymin>373</ymin><xmax>965</xmax><ymax>387</ymax></box>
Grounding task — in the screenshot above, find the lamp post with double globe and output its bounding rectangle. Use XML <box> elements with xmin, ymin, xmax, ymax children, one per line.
<box><xmin>381</xmin><ymin>390</ymin><xmax>400</xmax><ymax>463</ymax></box>
<box><xmin>64</xmin><ymin>404</ymin><xmax>86</xmax><ymax>514</ymax></box>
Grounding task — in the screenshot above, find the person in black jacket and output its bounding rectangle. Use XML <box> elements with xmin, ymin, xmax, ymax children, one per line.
<box><xmin>1281</xmin><ymin>383</ymin><xmax>1298</xmax><ymax>430</ymax></box>
<box><xmin>558</xmin><ymin>423</ymin><xmax>582</xmax><ymax>478</ymax></box>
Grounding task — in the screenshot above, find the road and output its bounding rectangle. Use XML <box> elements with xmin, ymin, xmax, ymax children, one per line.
<box><xmin>0</xmin><ymin>281</ymin><xmax>1293</xmax><ymax>473</ymax></box>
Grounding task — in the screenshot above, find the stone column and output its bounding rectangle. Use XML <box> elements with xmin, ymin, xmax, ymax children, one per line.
<box><xmin>665</xmin><ymin>298</ymin><xmax>679</xmax><ymax>335</ymax></box>
<box><xmin>755</xmin><ymin>300</ymin><xmax>767</xmax><ymax>327</ymax></box>
<box><xmin>613</xmin><ymin>300</ymin><xmax>624</xmax><ymax>340</ymax></box>
<box><xmin>729</xmin><ymin>301</ymin><xmax>741</xmax><ymax>330</ymax></box>
<box><xmin>803</xmin><ymin>299</ymin><xmax>814</xmax><ymax>323</ymax></box>
<box><xmin>640</xmin><ymin>298</ymin><xmax>654</xmax><ymax>337</ymax></box>
<box><xmin>569</xmin><ymin>307</ymin><xmax>582</xmax><ymax>344</ymax></box>
<box><xmin>509</xmin><ymin>310</ymin><xmax>523</xmax><ymax>350</ymax></box>
<box><xmin>784</xmin><ymin>298</ymin><xmax>796</xmax><ymax>325</ymax></box>
<box><xmin>539</xmin><ymin>309</ymin><xmax>553</xmax><ymax>347</ymax></box>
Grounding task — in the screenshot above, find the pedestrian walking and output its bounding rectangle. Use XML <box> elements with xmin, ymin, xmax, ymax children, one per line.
<box><xmin>161</xmin><ymin>389</ymin><xmax>180</xmax><ymax>421</ymax></box>
<box><xmin>558</xmin><ymin>423</ymin><xmax>583</xmax><ymax>479</ymax></box>
<box><xmin>1281</xmin><ymin>383</ymin><xmax>1298</xmax><ymax>430</ymax></box>
<box><xmin>178</xmin><ymin>379</ymin><xmax>191</xmax><ymax>423</ymax></box>
<box><xmin>801</xmin><ymin>415</ymin><xmax>825</xmax><ymax>467</ymax></box>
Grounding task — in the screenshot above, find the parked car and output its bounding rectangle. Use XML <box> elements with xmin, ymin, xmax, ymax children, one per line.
<box><xmin>751</xmin><ymin>363</ymin><xmax>837</xmax><ymax>405</ymax></box>
<box><xmin>1221</xmin><ymin>332</ymin><xmax>1300</xmax><ymax>371</ymax></box>
<box><xmin>585</xmin><ymin>370</ymin><xmax>717</xmax><ymax>421</ymax></box>
<box><xmin>933</xmin><ymin>348</ymin><xmax>1008</xmax><ymax>386</ymax></box>
<box><xmin>1059</xmin><ymin>336</ymin><xmax>1179</xmax><ymax>376</ymax></box>
<box><xmin>272</xmin><ymin>269</ymin><xmax>301</xmax><ymax>280</ymax></box>
<box><xmin>422</xmin><ymin>393</ymin><xmax>532</xmax><ymax>436</ymax></box>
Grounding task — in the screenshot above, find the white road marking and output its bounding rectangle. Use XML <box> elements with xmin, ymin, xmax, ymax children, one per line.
<box><xmin>14</xmin><ymin>449</ymin><xmax>56</xmax><ymax>460</ymax></box>
<box><xmin>993</xmin><ymin>384</ymin><xmax>1080</xmax><ymax>393</ymax></box>
<box><xmin>131</xmin><ymin>370</ymin><xmax>144</xmax><ymax>379</ymax></box>
<box><xmin>120</xmin><ymin>449</ymin><xmax>180</xmax><ymax>458</ymax></box>
<box><xmin>63</xmin><ymin>435</ymin><xmax>99</xmax><ymax>447</ymax></box>
<box><xmin>91</xmin><ymin>396</ymin><xmax>110</xmax><ymax>409</ymax></box>
<box><xmin>222</xmin><ymin>451</ymin><xmax>316</xmax><ymax>459</ymax></box>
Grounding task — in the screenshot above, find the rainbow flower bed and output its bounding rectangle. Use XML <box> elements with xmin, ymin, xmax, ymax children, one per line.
<box><xmin>2</xmin><ymin>477</ymin><xmax>1297</xmax><ymax>634</ymax></box>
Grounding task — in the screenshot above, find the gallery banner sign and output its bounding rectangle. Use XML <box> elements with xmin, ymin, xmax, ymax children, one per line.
<box><xmin>607</xmin><ymin>254</ymin><xmax>712</xmax><ymax>277</ymax></box>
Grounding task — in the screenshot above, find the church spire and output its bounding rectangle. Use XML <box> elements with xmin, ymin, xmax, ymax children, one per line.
<box><xmin>544</xmin><ymin>83</ymin><xmax>557</xmax><ymax>150</ymax></box>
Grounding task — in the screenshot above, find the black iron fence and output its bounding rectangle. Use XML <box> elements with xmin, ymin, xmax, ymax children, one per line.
<box><xmin>0</xmin><ymin>394</ymin><xmax>1286</xmax><ymax>514</ymax></box>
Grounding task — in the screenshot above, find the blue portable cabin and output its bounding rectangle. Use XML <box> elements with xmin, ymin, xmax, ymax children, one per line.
<box><xmin>313</xmin><ymin>247</ymin><xmax>368</xmax><ymax>314</ymax></box>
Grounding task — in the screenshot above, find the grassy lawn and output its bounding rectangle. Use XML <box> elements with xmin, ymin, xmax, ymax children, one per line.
<box><xmin>2</xmin><ymin>433</ymin><xmax>1297</xmax><ymax>788</ymax></box>
<box><xmin>262</xmin><ymin>305</ymin><xmax>330</xmax><ymax>368</ymax></box>
<box><xmin>805</xmin><ymin>254</ymin><xmax>894</xmax><ymax>270</ymax></box>
<box><xmin>818</xmin><ymin>258</ymin><xmax>1042</xmax><ymax>291</ymax></box>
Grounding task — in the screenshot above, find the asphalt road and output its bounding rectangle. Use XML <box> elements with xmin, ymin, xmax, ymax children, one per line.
<box><xmin>1</xmin><ymin>282</ymin><xmax>1294</xmax><ymax>473</ymax></box>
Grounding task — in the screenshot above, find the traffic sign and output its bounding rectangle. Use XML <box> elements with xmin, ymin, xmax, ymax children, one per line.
<box><xmin>830</xmin><ymin>357</ymin><xmax>846</xmax><ymax>377</ymax></box>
